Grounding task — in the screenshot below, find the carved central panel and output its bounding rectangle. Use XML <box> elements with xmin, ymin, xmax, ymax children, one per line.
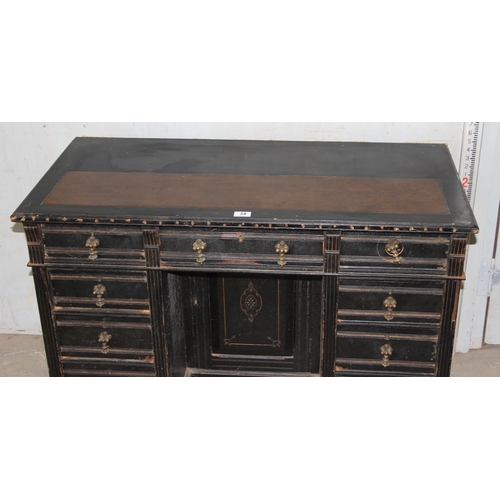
<box><xmin>240</xmin><ymin>282</ymin><xmax>263</xmax><ymax>324</ymax></box>
<box><xmin>210</xmin><ymin>276</ymin><xmax>293</xmax><ymax>356</ymax></box>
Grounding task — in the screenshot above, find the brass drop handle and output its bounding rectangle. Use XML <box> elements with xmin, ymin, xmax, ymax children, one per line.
<box><xmin>380</xmin><ymin>344</ymin><xmax>393</xmax><ymax>367</ymax></box>
<box><xmin>193</xmin><ymin>239</ymin><xmax>207</xmax><ymax>264</ymax></box>
<box><xmin>383</xmin><ymin>293</ymin><xmax>397</xmax><ymax>321</ymax></box>
<box><xmin>93</xmin><ymin>282</ymin><xmax>106</xmax><ymax>307</ymax></box>
<box><xmin>86</xmin><ymin>233</ymin><xmax>100</xmax><ymax>261</ymax></box>
<box><xmin>275</xmin><ymin>241</ymin><xmax>289</xmax><ymax>267</ymax></box>
<box><xmin>385</xmin><ymin>238</ymin><xmax>404</xmax><ymax>263</ymax></box>
<box><xmin>98</xmin><ymin>331</ymin><xmax>112</xmax><ymax>354</ymax></box>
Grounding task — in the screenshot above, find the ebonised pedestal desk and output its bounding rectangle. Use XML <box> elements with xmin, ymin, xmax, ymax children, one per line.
<box><xmin>12</xmin><ymin>138</ymin><xmax>478</xmax><ymax>377</ymax></box>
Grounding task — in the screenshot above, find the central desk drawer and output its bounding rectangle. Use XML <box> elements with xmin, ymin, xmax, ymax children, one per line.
<box><xmin>159</xmin><ymin>230</ymin><xmax>324</xmax><ymax>271</ymax></box>
<box><xmin>49</xmin><ymin>270</ymin><xmax>150</xmax><ymax>312</ymax></box>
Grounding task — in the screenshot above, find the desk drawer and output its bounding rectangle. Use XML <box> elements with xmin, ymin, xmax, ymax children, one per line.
<box><xmin>49</xmin><ymin>270</ymin><xmax>150</xmax><ymax>313</ymax></box>
<box><xmin>337</xmin><ymin>278</ymin><xmax>444</xmax><ymax>324</ymax></box>
<box><xmin>54</xmin><ymin>311</ymin><xmax>155</xmax><ymax>377</ymax></box>
<box><xmin>42</xmin><ymin>225</ymin><xmax>145</xmax><ymax>265</ymax></box>
<box><xmin>60</xmin><ymin>355</ymin><xmax>156</xmax><ymax>376</ymax></box>
<box><xmin>340</xmin><ymin>233</ymin><xmax>449</xmax><ymax>275</ymax></box>
<box><xmin>336</xmin><ymin>336</ymin><xmax>437</xmax><ymax>363</ymax></box>
<box><xmin>56</xmin><ymin>320</ymin><xmax>153</xmax><ymax>351</ymax></box>
<box><xmin>336</xmin><ymin>319</ymin><xmax>440</xmax><ymax>339</ymax></box>
<box><xmin>335</xmin><ymin>336</ymin><xmax>437</xmax><ymax>375</ymax></box>
<box><xmin>159</xmin><ymin>229</ymin><xmax>324</xmax><ymax>271</ymax></box>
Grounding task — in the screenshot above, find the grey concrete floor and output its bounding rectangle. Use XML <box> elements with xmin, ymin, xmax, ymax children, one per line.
<box><xmin>0</xmin><ymin>334</ymin><xmax>49</xmax><ymax>377</ymax></box>
<box><xmin>1</xmin><ymin>333</ymin><xmax>499</xmax><ymax>376</ymax></box>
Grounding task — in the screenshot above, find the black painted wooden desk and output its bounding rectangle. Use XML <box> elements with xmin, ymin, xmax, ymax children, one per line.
<box><xmin>12</xmin><ymin>138</ymin><xmax>478</xmax><ymax>376</ymax></box>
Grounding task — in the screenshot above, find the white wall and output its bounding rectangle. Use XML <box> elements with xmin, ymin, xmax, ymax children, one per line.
<box><xmin>455</xmin><ymin>123</ymin><xmax>500</xmax><ymax>351</ymax></box>
<box><xmin>1</xmin><ymin>122</ymin><xmax>464</xmax><ymax>335</ymax></box>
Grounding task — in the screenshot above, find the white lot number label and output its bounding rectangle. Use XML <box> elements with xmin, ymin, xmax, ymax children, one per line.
<box><xmin>234</xmin><ymin>211</ymin><xmax>251</xmax><ymax>217</ymax></box>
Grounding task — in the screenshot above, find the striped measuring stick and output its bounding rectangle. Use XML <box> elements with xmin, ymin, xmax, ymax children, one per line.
<box><xmin>459</xmin><ymin>122</ymin><xmax>483</xmax><ymax>207</ymax></box>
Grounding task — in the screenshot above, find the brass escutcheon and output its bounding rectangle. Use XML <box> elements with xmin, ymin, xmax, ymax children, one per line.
<box><xmin>193</xmin><ymin>239</ymin><xmax>207</xmax><ymax>264</ymax></box>
<box><xmin>383</xmin><ymin>293</ymin><xmax>397</xmax><ymax>321</ymax></box>
<box><xmin>93</xmin><ymin>282</ymin><xmax>106</xmax><ymax>307</ymax></box>
<box><xmin>385</xmin><ymin>238</ymin><xmax>404</xmax><ymax>263</ymax></box>
<box><xmin>86</xmin><ymin>233</ymin><xmax>100</xmax><ymax>261</ymax></box>
<box><xmin>275</xmin><ymin>241</ymin><xmax>289</xmax><ymax>267</ymax></box>
<box><xmin>380</xmin><ymin>344</ymin><xmax>393</xmax><ymax>367</ymax></box>
<box><xmin>98</xmin><ymin>331</ymin><xmax>112</xmax><ymax>354</ymax></box>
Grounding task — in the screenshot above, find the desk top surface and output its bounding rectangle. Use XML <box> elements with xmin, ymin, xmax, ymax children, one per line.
<box><xmin>12</xmin><ymin>137</ymin><xmax>478</xmax><ymax>231</ymax></box>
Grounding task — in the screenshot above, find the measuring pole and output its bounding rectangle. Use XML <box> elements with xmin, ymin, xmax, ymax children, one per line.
<box><xmin>458</xmin><ymin>122</ymin><xmax>483</xmax><ymax>207</ymax></box>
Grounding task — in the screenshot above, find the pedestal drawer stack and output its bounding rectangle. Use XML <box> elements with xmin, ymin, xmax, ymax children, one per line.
<box><xmin>334</xmin><ymin>231</ymin><xmax>468</xmax><ymax>376</ymax></box>
<box><xmin>24</xmin><ymin>224</ymin><xmax>158</xmax><ymax>376</ymax></box>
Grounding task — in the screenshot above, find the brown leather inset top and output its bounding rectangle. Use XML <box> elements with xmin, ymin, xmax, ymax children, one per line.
<box><xmin>43</xmin><ymin>171</ymin><xmax>450</xmax><ymax>215</ymax></box>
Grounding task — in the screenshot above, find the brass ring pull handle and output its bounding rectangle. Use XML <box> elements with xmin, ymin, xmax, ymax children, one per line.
<box><xmin>193</xmin><ymin>239</ymin><xmax>207</xmax><ymax>264</ymax></box>
<box><xmin>380</xmin><ymin>344</ymin><xmax>393</xmax><ymax>367</ymax></box>
<box><xmin>93</xmin><ymin>283</ymin><xmax>106</xmax><ymax>307</ymax></box>
<box><xmin>275</xmin><ymin>241</ymin><xmax>289</xmax><ymax>267</ymax></box>
<box><xmin>385</xmin><ymin>238</ymin><xmax>404</xmax><ymax>263</ymax></box>
<box><xmin>98</xmin><ymin>331</ymin><xmax>112</xmax><ymax>354</ymax></box>
<box><xmin>86</xmin><ymin>233</ymin><xmax>100</xmax><ymax>261</ymax></box>
<box><xmin>383</xmin><ymin>293</ymin><xmax>397</xmax><ymax>321</ymax></box>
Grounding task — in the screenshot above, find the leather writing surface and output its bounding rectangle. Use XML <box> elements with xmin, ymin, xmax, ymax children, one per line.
<box><xmin>43</xmin><ymin>171</ymin><xmax>450</xmax><ymax>215</ymax></box>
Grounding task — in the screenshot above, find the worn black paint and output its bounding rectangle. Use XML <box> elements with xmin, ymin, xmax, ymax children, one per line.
<box><xmin>11</xmin><ymin>138</ymin><xmax>478</xmax><ymax>377</ymax></box>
